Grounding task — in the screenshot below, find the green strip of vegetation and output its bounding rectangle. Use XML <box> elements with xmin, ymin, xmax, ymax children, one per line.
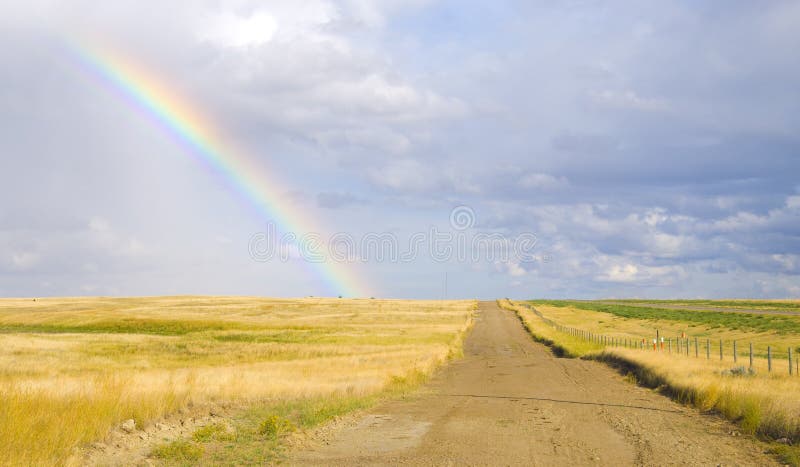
<box><xmin>530</xmin><ymin>300</ymin><xmax>800</xmax><ymax>334</ymax></box>
<box><xmin>609</xmin><ymin>299</ymin><xmax>800</xmax><ymax>312</ymax></box>
<box><xmin>0</xmin><ymin>320</ymin><xmax>248</xmax><ymax>336</ymax></box>
<box><xmin>213</xmin><ymin>331</ymin><xmax>455</xmax><ymax>346</ymax></box>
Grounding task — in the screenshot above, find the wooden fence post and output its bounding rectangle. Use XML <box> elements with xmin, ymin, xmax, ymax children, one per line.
<box><xmin>733</xmin><ymin>340</ymin><xmax>737</xmax><ymax>363</ymax></box>
<box><xmin>706</xmin><ymin>339</ymin><xmax>710</xmax><ymax>359</ymax></box>
<box><xmin>749</xmin><ymin>342</ymin><xmax>753</xmax><ymax>369</ymax></box>
<box><xmin>719</xmin><ymin>339</ymin><xmax>723</xmax><ymax>361</ymax></box>
<box><xmin>668</xmin><ymin>338</ymin><xmax>671</xmax><ymax>354</ymax></box>
<box><xmin>790</xmin><ymin>348</ymin><xmax>793</xmax><ymax>376</ymax></box>
<box><xmin>768</xmin><ymin>346</ymin><xmax>772</xmax><ymax>372</ymax></box>
<box><xmin>695</xmin><ymin>337</ymin><xmax>698</xmax><ymax>358</ymax></box>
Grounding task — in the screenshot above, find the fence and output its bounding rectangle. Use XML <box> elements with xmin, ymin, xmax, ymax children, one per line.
<box><xmin>522</xmin><ymin>303</ymin><xmax>800</xmax><ymax>376</ymax></box>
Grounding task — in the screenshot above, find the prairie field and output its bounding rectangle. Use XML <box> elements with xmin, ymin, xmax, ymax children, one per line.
<box><xmin>530</xmin><ymin>299</ymin><xmax>800</xmax><ymax>360</ymax></box>
<box><xmin>500</xmin><ymin>299</ymin><xmax>800</xmax><ymax>459</ymax></box>
<box><xmin>0</xmin><ymin>296</ymin><xmax>476</xmax><ymax>465</ymax></box>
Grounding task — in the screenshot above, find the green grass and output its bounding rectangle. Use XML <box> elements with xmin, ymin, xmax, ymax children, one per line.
<box><xmin>151</xmin><ymin>440</ymin><xmax>204</xmax><ymax>462</ymax></box>
<box><xmin>769</xmin><ymin>444</ymin><xmax>800</xmax><ymax>466</ymax></box>
<box><xmin>212</xmin><ymin>330</ymin><xmax>457</xmax><ymax>346</ymax></box>
<box><xmin>192</xmin><ymin>423</ymin><xmax>234</xmax><ymax>443</ymax></box>
<box><xmin>609</xmin><ymin>299</ymin><xmax>800</xmax><ymax>312</ymax></box>
<box><xmin>258</xmin><ymin>415</ymin><xmax>296</xmax><ymax>439</ymax></box>
<box><xmin>0</xmin><ymin>319</ymin><xmax>247</xmax><ymax>336</ymax></box>
<box><xmin>532</xmin><ymin>300</ymin><xmax>800</xmax><ymax>334</ymax></box>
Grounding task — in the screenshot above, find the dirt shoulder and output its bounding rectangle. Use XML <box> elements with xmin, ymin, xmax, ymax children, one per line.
<box><xmin>288</xmin><ymin>301</ymin><xmax>775</xmax><ymax>466</ymax></box>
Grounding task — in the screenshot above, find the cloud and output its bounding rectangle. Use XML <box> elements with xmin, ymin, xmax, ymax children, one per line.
<box><xmin>552</xmin><ymin>132</ymin><xmax>620</xmax><ymax>154</ymax></box>
<box><xmin>10</xmin><ymin>251</ymin><xmax>40</xmax><ymax>270</ymax></box>
<box><xmin>316</xmin><ymin>191</ymin><xmax>366</xmax><ymax>209</ymax></box>
<box><xmin>518</xmin><ymin>173</ymin><xmax>569</xmax><ymax>191</ymax></box>
<box><xmin>0</xmin><ymin>215</ymin><xmax>150</xmax><ymax>276</ymax></box>
<box><xmin>588</xmin><ymin>89</ymin><xmax>670</xmax><ymax>112</ymax></box>
<box><xmin>598</xmin><ymin>263</ymin><xmax>639</xmax><ymax>283</ymax></box>
<box><xmin>198</xmin><ymin>10</ymin><xmax>278</xmax><ymax>48</ymax></box>
<box><xmin>495</xmin><ymin>260</ymin><xmax>526</xmax><ymax>277</ymax></box>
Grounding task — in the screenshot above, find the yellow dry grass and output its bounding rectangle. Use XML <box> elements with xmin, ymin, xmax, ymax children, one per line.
<box><xmin>499</xmin><ymin>299</ymin><xmax>603</xmax><ymax>357</ymax></box>
<box><xmin>0</xmin><ymin>296</ymin><xmax>476</xmax><ymax>466</ymax></box>
<box><xmin>600</xmin><ymin>348</ymin><xmax>800</xmax><ymax>440</ymax></box>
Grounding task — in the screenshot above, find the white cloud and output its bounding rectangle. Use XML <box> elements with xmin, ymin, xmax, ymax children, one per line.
<box><xmin>518</xmin><ymin>173</ymin><xmax>569</xmax><ymax>190</ymax></box>
<box><xmin>189</xmin><ymin>3</ymin><xmax>467</xmax><ymax>160</ymax></box>
<box><xmin>308</xmin><ymin>74</ymin><xmax>467</xmax><ymax>121</ymax></box>
<box><xmin>495</xmin><ymin>260</ymin><xmax>526</xmax><ymax>277</ymax></box>
<box><xmin>314</xmin><ymin>127</ymin><xmax>411</xmax><ymax>154</ymax></box>
<box><xmin>11</xmin><ymin>251</ymin><xmax>40</xmax><ymax>270</ymax></box>
<box><xmin>771</xmin><ymin>254</ymin><xmax>798</xmax><ymax>273</ymax></box>
<box><xmin>368</xmin><ymin>159</ymin><xmax>433</xmax><ymax>192</ymax></box>
<box><xmin>589</xmin><ymin>89</ymin><xmax>670</xmax><ymax>112</ymax></box>
<box><xmin>88</xmin><ymin>217</ymin><xmax>110</xmax><ymax>232</ymax></box>
<box><xmin>599</xmin><ymin>263</ymin><xmax>639</xmax><ymax>282</ymax></box>
<box><xmin>199</xmin><ymin>10</ymin><xmax>277</xmax><ymax>48</ymax></box>
<box><xmin>342</xmin><ymin>0</ymin><xmax>434</xmax><ymax>28</ymax></box>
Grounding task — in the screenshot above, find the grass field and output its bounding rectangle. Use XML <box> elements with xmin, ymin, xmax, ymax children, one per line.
<box><xmin>599</xmin><ymin>299</ymin><xmax>800</xmax><ymax>313</ymax></box>
<box><xmin>532</xmin><ymin>300</ymin><xmax>800</xmax><ymax>359</ymax></box>
<box><xmin>500</xmin><ymin>299</ymin><xmax>800</xmax><ymax>464</ymax></box>
<box><xmin>534</xmin><ymin>300</ymin><xmax>800</xmax><ymax>334</ymax></box>
<box><xmin>0</xmin><ymin>296</ymin><xmax>476</xmax><ymax>466</ymax></box>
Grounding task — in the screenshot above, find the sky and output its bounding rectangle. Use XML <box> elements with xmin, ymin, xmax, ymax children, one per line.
<box><xmin>1</xmin><ymin>0</ymin><xmax>799</xmax><ymax>299</ymax></box>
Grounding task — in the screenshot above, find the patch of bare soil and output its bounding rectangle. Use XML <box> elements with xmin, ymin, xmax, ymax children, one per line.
<box><xmin>78</xmin><ymin>402</ymin><xmax>237</xmax><ymax>466</ymax></box>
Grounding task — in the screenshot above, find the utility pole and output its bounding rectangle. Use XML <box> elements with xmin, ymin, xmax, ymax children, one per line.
<box><xmin>444</xmin><ymin>272</ymin><xmax>448</xmax><ymax>300</ymax></box>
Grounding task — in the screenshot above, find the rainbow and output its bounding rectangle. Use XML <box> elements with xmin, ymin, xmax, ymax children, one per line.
<box><xmin>66</xmin><ymin>39</ymin><xmax>369</xmax><ymax>298</ymax></box>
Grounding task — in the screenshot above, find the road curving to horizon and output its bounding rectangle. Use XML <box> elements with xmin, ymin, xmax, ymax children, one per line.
<box><xmin>289</xmin><ymin>301</ymin><xmax>774</xmax><ymax>466</ymax></box>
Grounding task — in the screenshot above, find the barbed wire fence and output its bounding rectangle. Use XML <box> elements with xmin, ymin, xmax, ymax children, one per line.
<box><xmin>519</xmin><ymin>302</ymin><xmax>800</xmax><ymax>376</ymax></box>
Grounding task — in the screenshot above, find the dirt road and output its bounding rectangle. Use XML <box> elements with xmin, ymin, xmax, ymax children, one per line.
<box><xmin>290</xmin><ymin>301</ymin><xmax>774</xmax><ymax>466</ymax></box>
